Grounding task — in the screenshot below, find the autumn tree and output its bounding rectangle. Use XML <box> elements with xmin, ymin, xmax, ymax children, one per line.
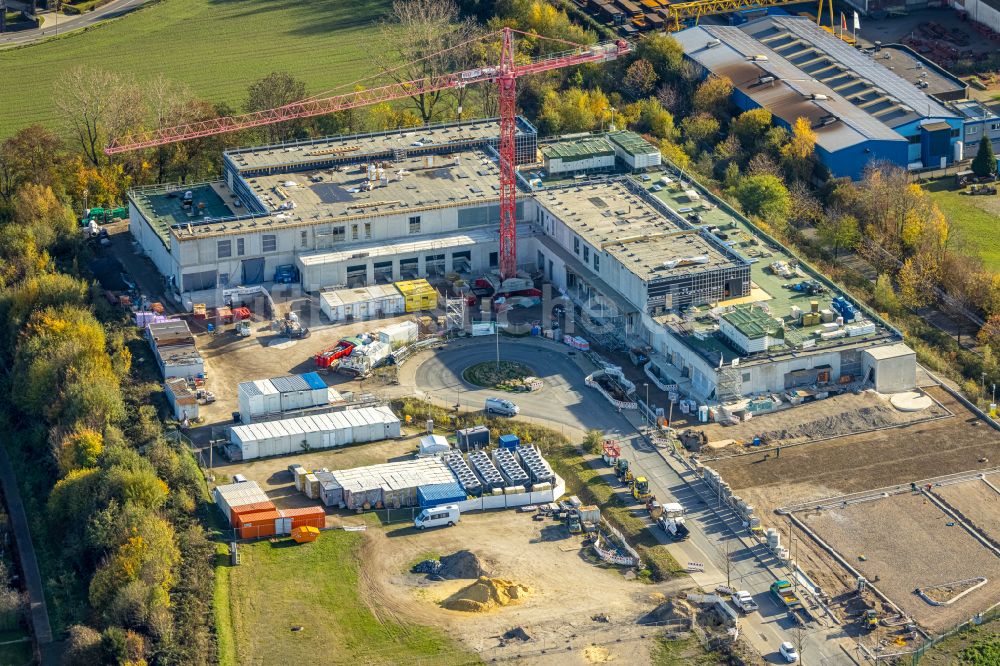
<box><xmin>621</xmin><ymin>97</ymin><xmax>675</xmax><ymax>140</ymax></box>
<box><xmin>872</xmin><ymin>274</ymin><xmax>901</xmax><ymax>315</ymax></box>
<box><xmin>692</xmin><ymin>75</ymin><xmax>732</xmax><ymax>118</ymax></box>
<box><xmin>623</xmin><ymin>59</ymin><xmax>657</xmax><ymax>98</ymax></box>
<box><xmin>681</xmin><ymin>112</ymin><xmax>720</xmax><ymax>148</ymax></box>
<box><xmin>536</xmin><ymin>87</ymin><xmax>610</xmax><ymax>135</ymax></box>
<box><xmin>729</xmin><ymin>108</ymin><xmax>772</xmax><ymax>148</ymax></box>
<box><xmin>0</xmin><ymin>125</ymin><xmax>67</xmax><ymax>202</ymax></box>
<box><xmin>635</xmin><ymin>32</ymin><xmax>685</xmax><ymax>81</ymax></box>
<box><xmin>56</xmin><ymin>428</ymin><xmax>105</xmax><ymax>476</ymax></box>
<box><xmin>54</xmin><ymin>67</ymin><xmax>144</xmax><ymax>167</ymax></box>
<box><xmin>780</xmin><ymin>117</ymin><xmax>817</xmax><ymax>181</ymax></box>
<box><xmin>245</xmin><ymin>72</ymin><xmax>307</xmax><ymax>145</ymax></box>
<box><xmin>376</xmin><ymin>0</ymin><xmax>479</xmax><ymax>124</ymax></box>
<box><xmin>896</xmin><ymin>253</ymin><xmax>940</xmax><ymax>309</ymax></box>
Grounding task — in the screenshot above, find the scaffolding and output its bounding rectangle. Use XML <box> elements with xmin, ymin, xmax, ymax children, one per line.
<box><xmin>444</xmin><ymin>294</ymin><xmax>466</xmax><ymax>331</ymax></box>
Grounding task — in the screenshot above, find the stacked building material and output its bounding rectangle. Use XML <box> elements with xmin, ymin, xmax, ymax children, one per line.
<box><xmin>492</xmin><ymin>447</ymin><xmax>530</xmax><ymax>488</ymax></box>
<box><xmin>516</xmin><ymin>446</ymin><xmax>556</xmax><ymax>485</ymax></box>
<box><xmin>445</xmin><ymin>452</ymin><xmax>484</xmax><ymax>496</ymax></box>
<box><xmin>468</xmin><ymin>450</ymin><xmax>504</xmax><ymax>491</ymax></box>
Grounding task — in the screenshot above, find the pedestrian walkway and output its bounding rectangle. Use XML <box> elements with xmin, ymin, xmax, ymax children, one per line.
<box><xmin>0</xmin><ymin>445</ymin><xmax>54</xmax><ymax>660</ymax></box>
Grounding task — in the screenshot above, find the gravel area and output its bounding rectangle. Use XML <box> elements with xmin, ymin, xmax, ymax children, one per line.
<box><xmin>934</xmin><ymin>477</ymin><xmax>1000</xmax><ymax>547</ymax></box>
<box><xmin>803</xmin><ymin>492</ymin><xmax>1000</xmax><ymax>633</ymax></box>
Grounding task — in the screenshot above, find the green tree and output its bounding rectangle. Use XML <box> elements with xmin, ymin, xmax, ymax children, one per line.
<box><xmin>680</xmin><ymin>112</ymin><xmax>720</xmax><ymax>147</ymax></box>
<box><xmin>971</xmin><ymin>136</ymin><xmax>998</xmax><ymax>178</ymax></box>
<box><xmin>622</xmin><ymin>98</ymin><xmax>676</xmax><ymax>140</ymax></box>
<box><xmin>873</xmin><ymin>274</ymin><xmax>900</xmax><ymax>315</ymax></box>
<box><xmin>244</xmin><ymin>72</ymin><xmax>306</xmax><ymax>144</ymax></box>
<box><xmin>816</xmin><ymin>213</ymin><xmax>860</xmax><ymax>261</ymax></box>
<box><xmin>730</xmin><ymin>174</ymin><xmax>791</xmax><ymax>222</ymax></box>
<box><xmin>635</xmin><ymin>33</ymin><xmax>685</xmax><ymax>80</ymax></box>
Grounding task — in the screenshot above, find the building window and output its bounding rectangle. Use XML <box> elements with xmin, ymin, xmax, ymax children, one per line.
<box><xmin>594</xmin><ymin>253</ymin><xmax>600</xmax><ymax>271</ymax></box>
<box><xmin>217</xmin><ymin>239</ymin><xmax>232</xmax><ymax>259</ymax></box>
<box><xmin>409</xmin><ymin>216</ymin><xmax>421</xmax><ymax>234</ymax></box>
<box><xmin>490</xmin><ymin>251</ymin><xmax>499</xmax><ymax>268</ymax></box>
<box><xmin>573</xmin><ymin>237</ymin><xmax>580</xmax><ymax>255</ymax></box>
<box><xmin>364</xmin><ymin>222</ymin><xmax>372</xmax><ymax>239</ymax></box>
<box><xmin>352</xmin><ymin>225</ymin><xmax>359</xmax><ymax>241</ymax></box>
<box><xmin>951</xmin><ymin>129</ymin><xmax>960</xmax><ymax>138</ymax></box>
<box><xmin>583</xmin><ymin>246</ymin><xmax>589</xmax><ymax>263</ymax></box>
<box><xmin>742</xmin><ymin>372</ymin><xmax>751</xmax><ymax>382</ymax></box>
<box><xmin>262</xmin><ymin>234</ymin><xmax>277</xmax><ymax>253</ymax></box>
<box><xmin>331</xmin><ymin>226</ymin><xmax>345</xmax><ymax>242</ymax></box>
<box><xmin>237</xmin><ymin>238</ymin><xmax>245</xmax><ymax>256</ymax></box>
<box><xmin>969</xmin><ymin>125</ymin><xmax>980</xmax><ymax>135</ymax></box>
<box><xmin>992</xmin><ymin>123</ymin><xmax>1000</xmax><ymax>131</ymax></box>
<box><xmin>300</xmin><ymin>230</ymin><xmax>308</xmax><ymax>248</ymax></box>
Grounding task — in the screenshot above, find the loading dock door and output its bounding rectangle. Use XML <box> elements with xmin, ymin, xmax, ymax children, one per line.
<box><xmin>242</xmin><ymin>257</ymin><xmax>265</xmax><ymax>285</ymax></box>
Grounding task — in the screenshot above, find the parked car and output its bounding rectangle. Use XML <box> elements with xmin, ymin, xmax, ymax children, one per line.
<box><xmin>414</xmin><ymin>504</ymin><xmax>460</xmax><ymax>530</ymax></box>
<box><xmin>485</xmin><ymin>397</ymin><xmax>519</xmax><ymax>417</ymax></box>
<box><xmin>779</xmin><ymin>641</ymin><xmax>799</xmax><ymax>663</ymax></box>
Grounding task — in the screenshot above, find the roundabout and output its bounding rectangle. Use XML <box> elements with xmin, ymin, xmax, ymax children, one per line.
<box><xmin>462</xmin><ymin>360</ymin><xmax>539</xmax><ymax>390</ymax></box>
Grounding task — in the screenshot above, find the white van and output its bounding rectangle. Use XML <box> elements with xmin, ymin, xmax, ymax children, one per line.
<box><xmin>485</xmin><ymin>397</ymin><xmax>520</xmax><ymax>417</ymax></box>
<box><xmin>414</xmin><ymin>504</ymin><xmax>460</xmax><ymax>530</ymax></box>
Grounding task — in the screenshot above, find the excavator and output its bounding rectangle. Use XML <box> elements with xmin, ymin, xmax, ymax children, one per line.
<box><xmin>631</xmin><ymin>476</ymin><xmax>652</xmax><ymax>502</ymax></box>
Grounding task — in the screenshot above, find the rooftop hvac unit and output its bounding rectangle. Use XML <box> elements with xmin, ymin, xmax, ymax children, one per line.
<box><xmin>758</xmin><ymin>76</ymin><xmax>775</xmax><ymax>85</ymax></box>
<box><xmin>492</xmin><ymin>448</ymin><xmax>530</xmax><ymax>487</ymax></box>
<box><xmin>705</xmin><ymin>38</ymin><xmax>722</xmax><ymax>48</ymax></box>
<box><xmin>747</xmin><ymin>55</ymin><xmax>769</xmax><ymax>62</ymax></box>
<box><xmin>810</xmin><ymin>94</ymin><xmax>830</xmax><ymax>100</ymax></box>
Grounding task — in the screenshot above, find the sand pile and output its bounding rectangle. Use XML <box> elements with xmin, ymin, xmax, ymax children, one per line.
<box><xmin>443</xmin><ymin>576</ymin><xmax>531</xmax><ymax>612</ymax></box>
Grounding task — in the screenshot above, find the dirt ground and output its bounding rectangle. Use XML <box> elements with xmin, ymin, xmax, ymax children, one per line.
<box><xmin>697</xmin><ymin>389</ymin><xmax>947</xmax><ymax>448</ymax></box>
<box><xmin>933</xmin><ymin>476</ymin><xmax>1000</xmax><ymax>546</ymax></box>
<box><xmin>357</xmin><ymin>510</ymin><xmax>698</xmax><ymax>664</ymax></box>
<box><xmin>801</xmin><ymin>492</ymin><xmax>1000</xmax><ymax>633</ymax></box>
<box><xmin>708</xmin><ymin>387</ymin><xmax>998</xmax><ymax>511</ymax></box>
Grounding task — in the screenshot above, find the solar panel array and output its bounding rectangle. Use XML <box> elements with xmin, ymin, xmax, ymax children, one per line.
<box><xmin>516</xmin><ymin>446</ymin><xmax>555</xmax><ymax>485</ymax></box>
<box><xmin>492</xmin><ymin>447</ymin><xmax>530</xmax><ymax>487</ymax></box>
<box><xmin>444</xmin><ymin>452</ymin><xmax>483</xmax><ymax>496</ymax></box>
<box><xmin>468</xmin><ymin>450</ymin><xmax>505</xmax><ymax>491</ymax></box>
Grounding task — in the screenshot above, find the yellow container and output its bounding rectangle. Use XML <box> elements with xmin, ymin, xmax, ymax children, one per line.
<box><xmin>395</xmin><ymin>279</ymin><xmax>437</xmax><ymax>312</ymax></box>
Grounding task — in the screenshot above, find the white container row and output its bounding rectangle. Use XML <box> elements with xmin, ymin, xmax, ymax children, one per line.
<box><xmin>237</xmin><ymin>371</ymin><xmax>330</xmax><ymax>424</ymax></box>
<box><xmin>320</xmin><ymin>284</ymin><xmax>405</xmax><ymax>322</ymax></box>
<box><xmin>229</xmin><ymin>405</ymin><xmax>401</xmax><ymax>460</ymax></box>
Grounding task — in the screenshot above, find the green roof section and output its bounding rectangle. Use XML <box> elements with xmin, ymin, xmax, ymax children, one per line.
<box><xmin>130</xmin><ymin>182</ymin><xmax>234</xmax><ymax>243</ymax></box>
<box><xmin>541</xmin><ymin>136</ymin><xmax>615</xmax><ymax>162</ymax></box>
<box><xmin>607</xmin><ymin>130</ymin><xmax>658</xmax><ymax>157</ymax></box>
<box><xmin>722</xmin><ymin>305</ymin><xmax>784</xmax><ymax>340</ymax></box>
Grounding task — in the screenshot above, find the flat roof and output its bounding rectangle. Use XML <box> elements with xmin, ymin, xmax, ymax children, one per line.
<box><xmin>878</xmin><ymin>45</ymin><xmax>967</xmax><ymax>100</ymax></box>
<box><xmin>639</xmin><ymin>167</ymin><xmax>897</xmax><ymax>366</ymax></box>
<box><xmin>225</xmin><ymin>118</ymin><xmax>533</xmax><ymax>172</ymax></box>
<box><xmin>863</xmin><ymin>342</ymin><xmax>915</xmax><ymax>360</ymax></box>
<box><xmin>131</xmin><ymin>182</ymin><xmax>235</xmax><ymax>244</ymax></box>
<box><xmin>951</xmin><ymin>99</ymin><xmax>999</xmax><ymax>121</ymax></box>
<box><xmin>722</xmin><ymin>305</ymin><xmax>782</xmax><ymax>339</ymax></box>
<box><xmin>607</xmin><ymin>130</ymin><xmax>659</xmax><ymax>157</ymax></box>
<box><xmin>541</xmin><ymin>136</ymin><xmax>615</xmax><ymax>161</ymax></box>
<box><xmin>299</xmin><ymin>225</ymin><xmax>515</xmax><ymax>268</ymax></box>
<box><xmin>535</xmin><ymin>180</ymin><xmax>744</xmax><ymax>282</ymax></box>
<box><xmin>243</xmin><ymin>148</ymin><xmax>501</xmax><ymax>224</ymax></box>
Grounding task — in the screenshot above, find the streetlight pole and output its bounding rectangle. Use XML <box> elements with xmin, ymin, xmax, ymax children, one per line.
<box><xmin>495</xmin><ymin>320</ymin><xmax>500</xmax><ymax>372</ymax></box>
<box><xmin>644</xmin><ymin>382</ymin><xmax>650</xmax><ymax>426</ymax></box>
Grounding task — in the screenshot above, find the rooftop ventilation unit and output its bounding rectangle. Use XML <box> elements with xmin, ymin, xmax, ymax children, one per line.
<box><xmin>810</xmin><ymin>93</ymin><xmax>830</xmax><ymax>100</ymax></box>
<box><xmin>758</xmin><ymin>76</ymin><xmax>776</xmax><ymax>85</ymax></box>
<box><xmin>705</xmin><ymin>38</ymin><xmax>722</xmax><ymax>48</ymax></box>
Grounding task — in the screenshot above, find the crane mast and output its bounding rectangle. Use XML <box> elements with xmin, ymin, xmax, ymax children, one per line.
<box><xmin>106</xmin><ymin>27</ymin><xmax>631</xmax><ymax>280</ymax></box>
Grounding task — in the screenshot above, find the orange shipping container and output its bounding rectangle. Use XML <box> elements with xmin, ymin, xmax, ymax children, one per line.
<box><xmin>229</xmin><ymin>501</ymin><xmax>277</xmax><ymax>526</ymax></box>
<box><xmin>236</xmin><ymin>509</ymin><xmax>280</xmax><ymax>539</ymax></box>
<box><xmin>280</xmin><ymin>507</ymin><xmax>326</xmax><ymax>530</ymax></box>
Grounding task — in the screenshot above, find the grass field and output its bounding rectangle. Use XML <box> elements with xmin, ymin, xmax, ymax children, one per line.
<box><xmin>923</xmin><ymin>179</ymin><xmax>1000</xmax><ymax>271</ymax></box>
<box><xmin>0</xmin><ymin>0</ymin><xmax>391</xmax><ymax>138</ymax></box>
<box><xmin>219</xmin><ymin>530</ymin><xmax>471</xmax><ymax>666</ymax></box>
<box><xmin>0</xmin><ymin>631</ymin><xmax>32</xmax><ymax>666</ymax></box>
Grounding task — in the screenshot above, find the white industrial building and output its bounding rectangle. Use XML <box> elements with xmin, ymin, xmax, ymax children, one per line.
<box><xmin>228</xmin><ymin>405</ymin><xmax>401</xmax><ymax>460</ymax></box>
<box><xmin>146</xmin><ymin>320</ymin><xmax>204</xmax><ymax>380</ymax></box>
<box><xmin>236</xmin><ymin>371</ymin><xmax>336</xmax><ymax>424</ymax></box>
<box><xmin>129</xmin><ymin>118</ymin><xmax>916</xmax><ymax>410</ymax></box>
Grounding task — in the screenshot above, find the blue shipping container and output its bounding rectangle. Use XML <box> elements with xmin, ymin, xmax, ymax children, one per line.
<box><xmin>301</xmin><ymin>371</ymin><xmax>327</xmax><ymax>390</ymax></box>
<box><xmin>417</xmin><ymin>481</ymin><xmax>467</xmax><ymax>508</ymax></box>
<box><xmin>498</xmin><ymin>434</ymin><xmax>520</xmax><ymax>450</ymax></box>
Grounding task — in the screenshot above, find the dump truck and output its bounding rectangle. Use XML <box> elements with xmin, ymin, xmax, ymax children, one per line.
<box><xmin>631</xmin><ymin>476</ymin><xmax>652</xmax><ymax>502</ymax></box>
<box><xmin>658</xmin><ymin>502</ymin><xmax>689</xmax><ymax>540</ymax></box>
<box><xmin>771</xmin><ymin>580</ymin><xmax>812</xmax><ymax>624</ymax></box>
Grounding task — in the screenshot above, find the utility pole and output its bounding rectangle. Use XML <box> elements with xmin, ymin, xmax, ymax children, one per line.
<box><xmin>725</xmin><ymin>539</ymin><xmax>733</xmax><ymax>589</ymax></box>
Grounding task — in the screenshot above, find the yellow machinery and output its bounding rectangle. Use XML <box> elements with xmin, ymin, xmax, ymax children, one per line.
<box><xmin>631</xmin><ymin>477</ymin><xmax>652</xmax><ymax>501</ymax></box>
<box><xmin>291</xmin><ymin>526</ymin><xmax>320</xmax><ymax>543</ymax></box>
<box><xmin>862</xmin><ymin>609</ymin><xmax>878</xmax><ymax>631</ymax></box>
<box><xmin>664</xmin><ymin>0</ymin><xmax>807</xmax><ymax>31</ymax></box>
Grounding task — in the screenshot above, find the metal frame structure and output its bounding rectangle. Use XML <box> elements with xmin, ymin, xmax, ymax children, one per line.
<box><xmin>106</xmin><ymin>28</ymin><xmax>631</xmax><ymax>279</ymax></box>
<box><xmin>664</xmin><ymin>0</ymin><xmax>806</xmax><ymax>30</ymax></box>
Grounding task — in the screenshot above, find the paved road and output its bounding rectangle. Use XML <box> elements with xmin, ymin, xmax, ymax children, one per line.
<box><xmin>0</xmin><ymin>0</ymin><xmax>151</xmax><ymax>48</ymax></box>
<box><xmin>0</xmin><ymin>446</ymin><xmax>56</xmax><ymax>665</ymax></box>
<box><xmin>408</xmin><ymin>336</ymin><xmax>860</xmax><ymax>665</ymax></box>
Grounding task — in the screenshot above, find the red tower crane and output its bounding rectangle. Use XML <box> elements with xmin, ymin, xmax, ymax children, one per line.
<box><xmin>106</xmin><ymin>28</ymin><xmax>631</xmax><ymax>279</ymax></box>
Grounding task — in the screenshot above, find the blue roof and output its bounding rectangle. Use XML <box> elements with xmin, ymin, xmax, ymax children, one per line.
<box><xmin>417</xmin><ymin>481</ymin><xmax>466</xmax><ymax>506</ymax></box>
<box><xmin>301</xmin><ymin>372</ymin><xmax>326</xmax><ymax>390</ymax></box>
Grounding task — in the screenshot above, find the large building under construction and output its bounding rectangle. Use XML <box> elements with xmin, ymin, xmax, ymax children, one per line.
<box><xmin>128</xmin><ymin>117</ymin><xmax>915</xmax><ymax>404</ymax></box>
